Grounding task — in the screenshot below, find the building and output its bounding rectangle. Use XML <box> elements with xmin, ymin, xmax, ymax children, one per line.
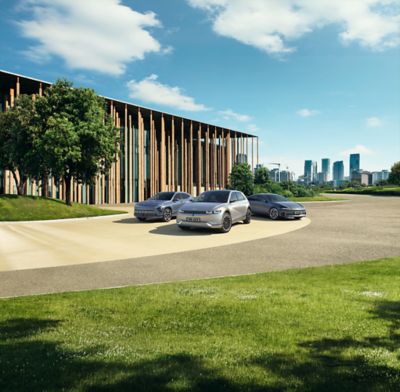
<box><xmin>270</xmin><ymin>168</ymin><xmax>280</xmax><ymax>182</ymax></box>
<box><xmin>352</xmin><ymin>170</ymin><xmax>370</xmax><ymax>186</ymax></box>
<box><xmin>316</xmin><ymin>172</ymin><xmax>325</xmax><ymax>185</ymax></box>
<box><xmin>332</xmin><ymin>160</ymin><xmax>344</xmax><ymax>187</ymax></box>
<box><xmin>0</xmin><ymin>70</ymin><xmax>257</xmax><ymax>204</ymax></box>
<box><xmin>349</xmin><ymin>153</ymin><xmax>360</xmax><ymax>180</ymax></box>
<box><xmin>371</xmin><ymin>170</ymin><xmax>390</xmax><ymax>185</ymax></box>
<box><xmin>304</xmin><ymin>160</ymin><xmax>317</xmax><ymax>184</ymax></box>
<box><xmin>321</xmin><ymin>158</ymin><xmax>330</xmax><ymax>182</ymax></box>
<box><xmin>280</xmin><ymin>170</ymin><xmax>294</xmax><ymax>182</ymax></box>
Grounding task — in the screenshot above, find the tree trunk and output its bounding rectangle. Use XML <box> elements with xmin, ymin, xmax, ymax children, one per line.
<box><xmin>65</xmin><ymin>176</ymin><xmax>72</xmax><ymax>206</ymax></box>
<box><xmin>42</xmin><ymin>174</ymin><xmax>49</xmax><ymax>198</ymax></box>
<box><xmin>11</xmin><ymin>170</ymin><xmax>21</xmax><ymax>196</ymax></box>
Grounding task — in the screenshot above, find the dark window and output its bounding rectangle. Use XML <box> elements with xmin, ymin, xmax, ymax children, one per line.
<box><xmin>181</xmin><ymin>193</ymin><xmax>191</xmax><ymax>199</ymax></box>
<box><xmin>196</xmin><ymin>190</ymin><xmax>230</xmax><ymax>203</ymax></box>
<box><xmin>150</xmin><ymin>192</ymin><xmax>175</xmax><ymax>201</ymax></box>
<box><xmin>230</xmin><ymin>192</ymin><xmax>238</xmax><ymax>203</ymax></box>
<box><xmin>269</xmin><ymin>194</ymin><xmax>288</xmax><ymax>202</ymax></box>
<box><xmin>236</xmin><ymin>192</ymin><xmax>246</xmax><ymax>201</ymax></box>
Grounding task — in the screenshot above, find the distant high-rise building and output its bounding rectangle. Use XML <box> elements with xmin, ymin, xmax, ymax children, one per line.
<box><xmin>304</xmin><ymin>160</ymin><xmax>317</xmax><ymax>184</ymax></box>
<box><xmin>317</xmin><ymin>172</ymin><xmax>325</xmax><ymax>184</ymax></box>
<box><xmin>312</xmin><ymin>161</ymin><xmax>318</xmax><ymax>183</ymax></box>
<box><xmin>280</xmin><ymin>170</ymin><xmax>294</xmax><ymax>182</ymax></box>
<box><xmin>333</xmin><ymin>161</ymin><xmax>344</xmax><ymax>186</ymax></box>
<box><xmin>270</xmin><ymin>168</ymin><xmax>279</xmax><ymax>182</ymax></box>
<box><xmin>349</xmin><ymin>153</ymin><xmax>360</xmax><ymax>179</ymax></box>
<box><xmin>321</xmin><ymin>158</ymin><xmax>330</xmax><ymax>182</ymax></box>
<box><xmin>371</xmin><ymin>170</ymin><xmax>390</xmax><ymax>185</ymax></box>
<box><xmin>352</xmin><ymin>170</ymin><xmax>370</xmax><ymax>186</ymax></box>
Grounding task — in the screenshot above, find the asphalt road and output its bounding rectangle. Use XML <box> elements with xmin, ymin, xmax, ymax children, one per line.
<box><xmin>1</xmin><ymin>194</ymin><xmax>399</xmax><ymax>297</ymax></box>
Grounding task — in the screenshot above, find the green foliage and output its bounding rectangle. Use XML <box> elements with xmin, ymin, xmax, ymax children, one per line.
<box><xmin>254</xmin><ymin>165</ymin><xmax>269</xmax><ymax>186</ymax></box>
<box><xmin>0</xmin><ymin>257</ymin><xmax>399</xmax><ymax>390</ymax></box>
<box><xmin>0</xmin><ymin>95</ymin><xmax>41</xmax><ymax>194</ymax></box>
<box><xmin>388</xmin><ymin>161</ymin><xmax>400</xmax><ymax>185</ymax></box>
<box><xmin>35</xmin><ymin>80</ymin><xmax>119</xmax><ymax>204</ymax></box>
<box><xmin>228</xmin><ymin>163</ymin><xmax>254</xmax><ymax>195</ymax></box>
<box><xmin>0</xmin><ymin>195</ymin><xmax>124</xmax><ymax>221</ymax></box>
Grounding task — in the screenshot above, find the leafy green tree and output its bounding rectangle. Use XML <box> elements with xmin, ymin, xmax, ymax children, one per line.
<box><xmin>388</xmin><ymin>161</ymin><xmax>400</xmax><ymax>185</ymax></box>
<box><xmin>0</xmin><ymin>95</ymin><xmax>41</xmax><ymax>195</ymax></box>
<box><xmin>36</xmin><ymin>80</ymin><xmax>119</xmax><ymax>205</ymax></box>
<box><xmin>228</xmin><ymin>163</ymin><xmax>254</xmax><ymax>195</ymax></box>
<box><xmin>254</xmin><ymin>165</ymin><xmax>270</xmax><ymax>186</ymax></box>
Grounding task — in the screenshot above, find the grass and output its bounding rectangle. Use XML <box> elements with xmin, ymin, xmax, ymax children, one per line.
<box><xmin>289</xmin><ymin>195</ymin><xmax>347</xmax><ymax>202</ymax></box>
<box><xmin>0</xmin><ymin>195</ymin><xmax>125</xmax><ymax>221</ymax></box>
<box><xmin>327</xmin><ymin>186</ymin><xmax>400</xmax><ymax>197</ymax></box>
<box><xmin>1</xmin><ymin>257</ymin><xmax>399</xmax><ymax>391</ymax></box>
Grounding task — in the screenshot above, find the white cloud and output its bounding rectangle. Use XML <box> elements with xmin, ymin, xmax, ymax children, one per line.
<box><xmin>127</xmin><ymin>74</ymin><xmax>209</xmax><ymax>112</ymax></box>
<box><xmin>18</xmin><ymin>0</ymin><xmax>164</xmax><ymax>75</ymax></box>
<box><xmin>247</xmin><ymin>124</ymin><xmax>259</xmax><ymax>133</ymax></box>
<box><xmin>366</xmin><ymin>116</ymin><xmax>383</xmax><ymax>127</ymax></box>
<box><xmin>341</xmin><ymin>144</ymin><xmax>375</xmax><ymax>156</ymax></box>
<box><xmin>296</xmin><ymin>108</ymin><xmax>319</xmax><ymax>117</ymax></box>
<box><xmin>187</xmin><ymin>0</ymin><xmax>400</xmax><ymax>55</ymax></box>
<box><xmin>218</xmin><ymin>108</ymin><xmax>252</xmax><ymax>122</ymax></box>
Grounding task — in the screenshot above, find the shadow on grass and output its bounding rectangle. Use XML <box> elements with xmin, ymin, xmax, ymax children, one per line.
<box><xmin>1</xmin><ymin>301</ymin><xmax>399</xmax><ymax>391</ymax></box>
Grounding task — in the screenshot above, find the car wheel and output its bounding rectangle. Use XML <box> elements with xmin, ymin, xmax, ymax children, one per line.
<box><xmin>178</xmin><ymin>225</ymin><xmax>190</xmax><ymax>231</ymax></box>
<box><xmin>243</xmin><ymin>208</ymin><xmax>252</xmax><ymax>224</ymax></box>
<box><xmin>137</xmin><ymin>217</ymin><xmax>146</xmax><ymax>222</ymax></box>
<box><xmin>269</xmin><ymin>208</ymin><xmax>279</xmax><ymax>220</ymax></box>
<box><xmin>219</xmin><ymin>213</ymin><xmax>232</xmax><ymax>233</ymax></box>
<box><xmin>162</xmin><ymin>208</ymin><xmax>172</xmax><ymax>222</ymax></box>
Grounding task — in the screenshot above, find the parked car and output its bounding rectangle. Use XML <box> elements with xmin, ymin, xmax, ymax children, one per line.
<box><xmin>248</xmin><ymin>193</ymin><xmax>306</xmax><ymax>220</ymax></box>
<box><xmin>176</xmin><ymin>190</ymin><xmax>251</xmax><ymax>233</ymax></box>
<box><xmin>134</xmin><ymin>192</ymin><xmax>192</xmax><ymax>222</ymax></box>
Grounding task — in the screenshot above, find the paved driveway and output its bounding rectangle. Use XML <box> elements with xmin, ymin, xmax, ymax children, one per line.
<box><xmin>0</xmin><ymin>194</ymin><xmax>399</xmax><ymax>297</ymax></box>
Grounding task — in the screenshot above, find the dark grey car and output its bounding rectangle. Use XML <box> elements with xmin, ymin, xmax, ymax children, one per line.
<box><xmin>134</xmin><ymin>192</ymin><xmax>192</xmax><ymax>222</ymax></box>
<box><xmin>248</xmin><ymin>193</ymin><xmax>306</xmax><ymax>220</ymax></box>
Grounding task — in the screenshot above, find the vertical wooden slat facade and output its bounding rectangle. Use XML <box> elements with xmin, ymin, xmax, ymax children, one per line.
<box><xmin>0</xmin><ymin>70</ymin><xmax>257</xmax><ymax>204</ymax></box>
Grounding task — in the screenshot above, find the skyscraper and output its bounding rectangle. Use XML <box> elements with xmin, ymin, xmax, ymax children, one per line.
<box><xmin>312</xmin><ymin>161</ymin><xmax>318</xmax><ymax>183</ymax></box>
<box><xmin>349</xmin><ymin>153</ymin><xmax>360</xmax><ymax>180</ymax></box>
<box><xmin>304</xmin><ymin>160</ymin><xmax>317</xmax><ymax>184</ymax></box>
<box><xmin>321</xmin><ymin>158</ymin><xmax>330</xmax><ymax>182</ymax></box>
<box><xmin>333</xmin><ymin>161</ymin><xmax>344</xmax><ymax>186</ymax></box>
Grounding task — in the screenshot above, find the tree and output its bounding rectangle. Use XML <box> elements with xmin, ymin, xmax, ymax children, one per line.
<box><xmin>228</xmin><ymin>163</ymin><xmax>254</xmax><ymax>195</ymax></box>
<box><xmin>254</xmin><ymin>165</ymin><xmax>270</xmax><ymax>186</ymax></box>
<box><xmin>0</xmin><ymin>95</ymin><xmax>41</xmax><ymax>195</ymax></box>
<box><xmin>388</xmin><ymin>161</ymin><xmax>400</xmax><ymax>185</ymax></box>
<box><xmin>36</xmin><ymin>80</ymin><xmax>119</xmax><ymax>205</ymax></box>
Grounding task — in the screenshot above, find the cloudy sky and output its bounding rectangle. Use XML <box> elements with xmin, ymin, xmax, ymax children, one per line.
<box><xmin>1</xmin><ymin>0</ymin><xmax>399</xmax><ymax>177</ymax></box>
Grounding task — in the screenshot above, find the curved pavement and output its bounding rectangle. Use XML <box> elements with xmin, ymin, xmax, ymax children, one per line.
<box><xmin>0</xmin><ymin>194</ymin><xmax>399</xmax><ymax>297</ymax></box>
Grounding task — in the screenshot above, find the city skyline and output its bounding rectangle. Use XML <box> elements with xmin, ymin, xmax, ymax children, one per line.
<box><xmin>0</xmin><ymin>0</ymin><xmax>398</xmax><ymax>178</ymax></box>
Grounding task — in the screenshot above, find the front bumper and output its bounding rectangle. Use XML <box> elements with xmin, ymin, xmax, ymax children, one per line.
<box><xmin>134</xmin><ymin>208</ymin><xmax>164</xmax><ymax>219</ymax></box>
<box><xmin>280</xmin><ymin>209</ymin><xmax>307</xmax><ymax>219</ymax></box>
<box><xmin>176</xmin><ymin>212</ymin><xmax>223</xmax><ymax>229</ymax></box>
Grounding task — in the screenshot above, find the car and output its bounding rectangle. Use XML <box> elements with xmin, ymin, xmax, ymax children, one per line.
<box><xmin>176</xmin><ymin>189</ymin><xmax>251</xmax><ymax>233</ymax></box>
<box><xmin>134</xmin><ymin>191</ymin><xmax>192</xmax><ymax>222</ymax></box>
<box><xmin>248</xmin><ymin>193</ymin><xmax>306</xmax><ymax>220</ymax></box>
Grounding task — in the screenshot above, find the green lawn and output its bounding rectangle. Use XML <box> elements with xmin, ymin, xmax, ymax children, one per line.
<box><xmin>290</xmin><ymin>196</ymin><xmax>347</xmax><ymax>202</ymax></box>
<box><xmin>327</xmin><ymin>187</ymin><xmax>400</xmax><ymax>196</ymax></box>
<box><xmin>1</xmin><ymin>257</ymin><xmax>399</xmax><ymax>391</ymax></box>
<box><xmin>0</xmin><ymin>195</ymin><xmax>125</xmax><ymax>221</ymax></box>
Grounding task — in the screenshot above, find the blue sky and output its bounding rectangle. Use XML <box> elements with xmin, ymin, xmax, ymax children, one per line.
<box><xmin>1</xmin><ymin>0</ymin><xmax>399</xmax><ymax>177</ymax></box>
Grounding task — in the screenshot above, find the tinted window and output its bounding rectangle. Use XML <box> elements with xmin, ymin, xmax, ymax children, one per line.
<box><xmin>248</xmin><ymin>196</ymin><xmax>257</xmax><ymax>201</ymax></box>
<box><xmin>181</xmin><ymin>193</ymin><xmax>191</xmax><ymax>199</ymax></box>
<box><xmin>236</xmin><ymin>192</ymin><xmax>246</xmax><ymax>201</ymax></box>
<box><xmin>196</xmin><ymin>190</ymin><xmax>230</xmax><ymax>203</ymax></box>
<box><xmin>269</xmin><ymin>194</ymin><xmax>288</xmax><ymax>202</ymax></box>
<box><xmin>172</xmin><ymin>193</ymin><xmax>181</xmax><ymax>201</ymax></box>
<box><xmin>230</xmin><ymin>192</ymin><xmax>238</xmax><ymax>202</ymax></box>
<box><xmin>150</xmin><ymin>192</ymin><xmax>175</xmax><ymax>201</ymax></box>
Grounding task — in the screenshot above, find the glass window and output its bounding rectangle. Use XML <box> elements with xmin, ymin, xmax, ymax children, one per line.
<box><xmin>181</xmin><ymin>193</ymin><xmax>191</xmax><ymax>199</ymax></box>
<box><xmin>236</xmin><ymin>192</ymin><xmax>245</xmax><ymax>201</ymax></box>
<box><xmin>196</xmin><ymin>190</ymin><xmax>230</xmax><ymax>203</ymax></box>
<box><xmin>230</xmin><ymin>192</ymin><xmax>238</xmax><ymax>203</ymax></box>
<box><xmin>150</xmin><ymin>192</ymin><xmax>175</xmax><ymax>201</ymax></box>
<box><xmin>269</xmin><ymin>194</ymin><xmax>288</xmax><ymax>202</ymax></box>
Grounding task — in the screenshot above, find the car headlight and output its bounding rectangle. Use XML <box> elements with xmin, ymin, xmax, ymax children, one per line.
<box><xmin>178</xmin><ymin>209</ymin><xmax>184</xmax><ymax>213</ymax></box>
<box><xmin>212</xmin><ymin>209</ymin><xmax>222</xmax><ymax>214</ymax></box>
<box><xmin>157</xmin><ymin>206</ymin><xmax>164</xmax><ymax>212</ymax></box>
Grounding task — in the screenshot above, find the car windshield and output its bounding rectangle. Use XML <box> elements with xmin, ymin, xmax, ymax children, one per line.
<box><xmin>149</xmin><ymin>192</ymin><xmax>174</xmax><ymax>201</ymax></box>
<box><xmin>269</xmin><ymin>194</ymin><xmax>288</xmax><ymax>202</ymax></box>
<box><xmin>195</xmin><ymin>191</ymin><xmax>230</xmax><ymax>203</ymax></box>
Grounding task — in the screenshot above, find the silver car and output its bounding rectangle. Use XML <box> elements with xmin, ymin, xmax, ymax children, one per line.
<box><xmin>134</xmin><ymin>192</ymin><xmax>192</xmax><ymax>222</ymax></box>
<box><xmin>176</xmin><ymin>190</ymin><xmax>251</xmax><ymax>233</ymax></box>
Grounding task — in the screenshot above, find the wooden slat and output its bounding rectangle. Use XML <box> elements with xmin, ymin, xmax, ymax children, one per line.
<box><xmin>197</xmin><ymin>124</ymin><xmax>202</xmax><ymax>195</ymax></box>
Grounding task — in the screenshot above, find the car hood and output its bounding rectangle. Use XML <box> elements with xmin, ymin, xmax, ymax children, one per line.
<box><xmin>135</xmin><ymin>200</ymin><xmax>166</xmax><ymax>208</ymax></box>
<box><xmin>180</xmin><ymin>202</ymin><xmax>226</xmax><ymax>212</ymax></box>
<box><xmin>276</xmin><ymin>201</ymin><xmax>304</xmax><ymax>209</ymax></box>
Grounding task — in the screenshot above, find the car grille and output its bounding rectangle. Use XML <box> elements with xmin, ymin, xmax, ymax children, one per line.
<box><xmin>181</xmin><ymin>210</ymin><xmax>207</xmax><ymax>215</ymax></box>
<box><xmin>135</xmin><ymin>209</ymin><xmax>154</xmax><ymax>214</ymax></box>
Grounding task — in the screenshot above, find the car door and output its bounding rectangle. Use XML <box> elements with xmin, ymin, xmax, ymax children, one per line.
<box><xmin>236</xmin><ymin>192</ymin><xmax>248</xmax><ymax>219</ymax></box>
<box><xmin>249</xmin><ymin>195</ymin><xmax>262</xmax><ymax>214</ymax></box>
<box><xmin>264</xmin><ymin>196</ymin><xmax>273</xmax><ymax>214</ymax></box>
<box><xmin>229</xmin><ymin>192</ymin><xmax>241</xmax><ymax>222</ymax></box>
<box><xmin>171</xmin><ymin>193</ymin><xmax>182</xmax><ymax>214</ymax></box>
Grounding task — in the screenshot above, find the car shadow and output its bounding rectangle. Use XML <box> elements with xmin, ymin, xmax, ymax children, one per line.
<box><xmin>149</xmin><ymin>224</ymin><xmax>214</xmax><ymax>236</ymax></box>
<box><xmin>113</xmin><ymin>217</ymin><xmax>168</xmax><ymax>225</ymax></box>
